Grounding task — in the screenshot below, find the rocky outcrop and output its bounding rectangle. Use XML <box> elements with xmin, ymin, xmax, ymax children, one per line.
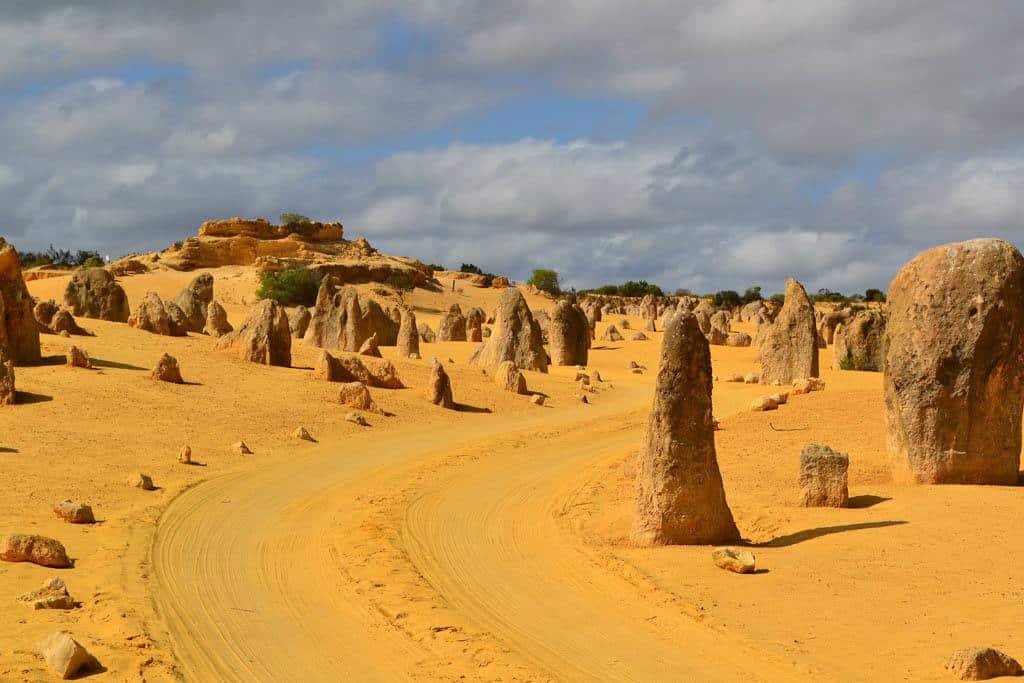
<box><xmin>494</xmin><ymin>360</ymin><xmax>528</xmax><ymax>394</ymax></box>
<box><xmin>758</xmin><ymin>278</ymin><xmax>819</xmax><ymax>385</ymax></box>
<box><xmin>303</xmin><ymin>277</ymin><xmax>397</xmax><ymax>352</ymax></box>
<box><xmin>437</xmin><ymin>304</ymin><xmax>468</xmax><ymax>342</ymax></box>
<box><xmin>548</xmin><ymin>300</ymin><xmax>590</xmax><ymax>366</ymax></box>
<box><xmin>833</xmin><ymin>310</ymin><xmax>885</xmax><ymax>371</ymax></box>
<box><xmin>470</xmin><ymin>289</ymin><xmax>548</xmax><ymax>373</ymax></box>
<box><xmin>203</xmin><ymin>301</ymin><xmax>233</xmax><ymax>337</ymax></box>
<box><xmin>151</xmin><ymin>353</ymin><xmax>184</xmax><ymax>383</ymax></box>
<box><xmin>129</xmin><ymin>292</ymin><xmax>187</xmax><ymax>336</ymax></box>
<box><xmin>0</xmin><ymin>239</ymin><xmax>41</xmax><ymax>363</ymax></box>
<box><xmin>631</xmin><ymin>311</ymin><xmax>739</xmax><ymax>545</ymax></box>
<box><xmin>216</xmin><ymin>299</ymin><xmax>292</xmax><ymax>366</ymax></box>
<box><xmin>34</xmin><ymin>301</ymin><xmax>87</xmax><ymax>336</ymax></box>
<box><xmin>158</xmin><ymin>217</ymin><xmax>432</xmax><ymax>287</ymax></box>
<box><xmin>172</xmin><ymin>272</ymin><xmax>214</xmax><ymax>333</ymax></box>
<box><xmin>0</xmin><ymin>351</ymin><xmax>15</xmax><ymax>405</ymax></box>
<box><xmin>799</xmin><ymin>444</ymin><xmax>849</xmax><ymax>507</ymax></box>
<box><xmin>640</xmin><ymin>294</ymin><xmax>657</xmax><ymax>331</ymax></box>
<box><xmin>818</xmin><ymin>308</ymin><xmax>852</xmax><ymax>345</ymax></box>
<box><xmin>63</xmin><ymin>268</ymin><xmax>130</xmax><ymax>323</ymax></box>
<box><xmin>396</xmin><ymin>308</ymin><xmax>420</xmax><ymax>358</ymax></box>
<box><xmin>425</xmin><ymin>358</ymin><xmax>455</xmax><ymax>408</ymax></box>
<box><xmin>288</xmin><ymin>305</ymin><xmax>311</xmax><ymax>338</ymax></box>
<box><xmin>945</xmin><ymin>648</ymin><xmax>1022</xmax><ymax>680</ymax></box>
<box><xmin>885</xmin><ymin>239</ymin><xmax>1024</xmax><ymax>485</ymax></box>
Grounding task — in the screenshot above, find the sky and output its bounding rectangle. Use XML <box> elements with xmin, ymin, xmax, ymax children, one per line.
<box><xmin>1</xmin><ymin>1</ymin><xmax>1022</xmax><ymax>295</ymax></box>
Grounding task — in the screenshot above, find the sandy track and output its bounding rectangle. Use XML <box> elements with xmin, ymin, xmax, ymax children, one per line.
<box><xmin>151</xmin><ymin>364</ymin><xmax>804</xmax><ymax>681</ymax></box>
<box><xmin>401</xmin><ymin>412</ymin><xmax>802</xmax><ymax>682</ymax></box>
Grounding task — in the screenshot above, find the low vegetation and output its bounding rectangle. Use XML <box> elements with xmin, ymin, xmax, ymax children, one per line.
<box><xmin>460</xmin><ymin>263</ymin><xmax>497</xmax><ymax>287</ymax></box>
<box><xmin>528</xmin><ymin>268</ymin><xmax>562</xmax><ymax>296</ymax></box>
<box><xmin>280</xmin><ymin>213</ymin><xmax>312</xmax><ymax>225</ymax></box>
<box><xmin>255</xmin><ymin>267</ymin><xmax>320</xmax><ymax>306</ymax></box>
<box><xmin>581</xmin><ymin>280</ymin><xmax>663</xmax><ymax>298</ymax></box>
<box><xmin>18</xmin><ymin>245</ymin><xmax>104</xmax><ymax>269</ymax></box>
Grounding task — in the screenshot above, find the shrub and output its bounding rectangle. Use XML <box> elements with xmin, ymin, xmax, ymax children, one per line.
<box><xmin>770</xmin><ymin>293</ymin><xmax>785</xmax><ymax>303</ymax></box>
<box><xmin>741</xmin><ymin>286</ymin><xmax>762</xmax><ymax>304</ymax></box>
<box><xmin>528</xmin><ymin>268</ymin><xmax>561</xmax><ymax>296</ymax></box>
<box><xmin>18</xmin><ymin>245</ymin><xmax>104</xmax><ymax>269</ymax></box>
<box><xmin>460</xmin><ymin>263</ymin><xmax>483</xmax><ymax>275</ymax></box>
<box><xmin>714</xmin><ymin>290</ymin><xmax>742</xmax><ymax>308</ymax></box>
<box><xmin>838</xmin><ymin>354</ymin><xmax>871</xmax><ymax>371</ymax></box>
<box><xmin>385</xmin><ymin>270</ymin><xmax>415</xmax><ymax>291</ymax></box>
<box><xmin>864</xmin><ymin>288</ymin><xmax>886</xmax><ymax>302</ymax></box>
<box><xmin>426</xmin><ymin>263</ymin><xmax>446</xmax><ymax>272</ymax></box>
<box><xmin>256</xmin><ymin>267</ymin><xmax>319</xmax><ymax>306</ymax></box>
<box><xmin>81</xmin><ymin>256</ymin><xmax>104</xmax><ymax>268</ymax></box>
<box><xmin>280</xmin><ymin>213</ymin><xmax>311</xmax><ymax>225</ymax></box>
<box><xmin>580</xmin><ymin>280</ymin><xmax>663</xmax><ymax>298</ymax></box>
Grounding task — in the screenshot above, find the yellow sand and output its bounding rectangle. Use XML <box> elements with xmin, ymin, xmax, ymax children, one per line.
<box><xmin>0</xmin><ymin>269</ymin><xmax>1018</xmax><ymax>681</ymax></box>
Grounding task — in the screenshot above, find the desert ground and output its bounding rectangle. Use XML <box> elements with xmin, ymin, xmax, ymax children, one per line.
<box><xmin>1</xmin><ymin>260</ymin><xmax>1022</xmax><ymax>682</ymax></box>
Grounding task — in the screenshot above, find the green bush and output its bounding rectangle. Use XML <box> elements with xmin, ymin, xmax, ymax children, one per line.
<box><xmin>426</xmin><ymin>263</ymin><xmax>446</xmax><ymax>272</ymax></box>
<box><xmin>386</xmin><ymin>270</ymin><xmax>415</xmax><ymax>291</ymax></box>
<box><xmin>256</xmin><ymin>267</ymin><xmax>319</xmax><ymax>306</ymax></box>
<box><xmin>580</xmin><ymin>280</ymin><xmax>663</xmax><ymax>298</ymax></box>
<box><xmin>714</xmin><ymin>290</ymin><xmax>742</xmax><ymax>308</ymax></box>
<box><xmin>528</xmin><ymin>268</ymin><xmax>561</xmax><ymax>296</ymax></box>
<box><xmin>280</xmin><ymin>213</ymin><xmax>311</xmax><ymax>225</ymax></box>
<box><xmin>864</xmin><ymin>288</ymin><xmax>886</xmax><ymax>302</ymax></box>
<box><xmin>838</xmin><ymin>354</ymin><xmax>871</xmax><ymax>371</ymax></box>
<box><xmin>741</xmin><ymin>286</ymin><xmax>762</xmax><ymax>304</ymax></box>
<box><xmin>81</xmin><ymin>256</ymin><xmax>104</xmax><ymax>268</ymax></box>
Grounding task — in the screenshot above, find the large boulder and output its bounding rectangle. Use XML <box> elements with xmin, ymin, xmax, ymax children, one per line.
<box><xmin>417</xmin><ymin>322</ymin><xmax>436</xmax><ymax>343</ymax></box>
<box><xmin>884</xmin><ymin>239</ymin><xmax>1024</xmax><ymax>485</ymax></box>
<box><xmin>818</xmin><ymin>307</ymin><xmax>852</xmax><ymax>345</ymax></box>
<box><xmin>288</xmin><ymin>305</ymin><xmax>311</xmax><ymax>338</ymax></box>
<box><xmin>0</xmin><ymin>239</ymin><xmax>41</xmax><ymax>363</ymax></box>
<box><xmin>0</xmin><ymin>534</ymin><xmax>70</xmax><ymax>567</ymax></box>
<box><xmin>548</xmin><ymin>299</ymin><xmax>590</xmax><ymax>366</ymax></box>
<box><xmin>62</xmin><ymin>268</ymin><xmax>130</xmax><ymax>323</ymax></box>
<box><xmin>303</xmin><ymin>277</ymin><xmax>398</xmax><ymax>351</ymax></box>
<box><xmin>631</xmin><ymin>311</ymin><xmax>740</xmax><ymax>545</ymax></box>
<box><xmin>129</xmin><ymin>292</ymin><xmax>186</xmax><ymax>336</ymax></box>
<box><xmin>470</xmin><ymin>289</ymin><xmax>548</xmax><ymax>373</ymax></box>
<box><xmin>437</xmin><ymin>304</ymin><xmax>468</xmax><ymax>342</ymax></box>
<box><xmin>758</xmin><ymin>278</ymin><xmax>819</xmax><ymax>385</ymax></box>
<box><xmin>799</xmin><ymin>444</ymin><xmax>849</xmax><ymax>508</ymax></box>
<box><xmin>396</xmin><ymin>308</ymin><xmax>420</xmax><ymax>358</ymax></box>
<box><xmin>494</xmin><ymin>360</ymin><xmax>528</xmax><ymax>394</ymax></box>
<box><xmin>172</xmin><ymin>272</ymin><xmax>214</xmax><ymax>333</ymax></box>
<box><xmin>945</xmin><ymin>648</ymin><xmax>1022</xmax><ymax>680</ymax></box>
<box><xmin>833</xmin><ymin>309</ymin><xmax>885</xmax><ymax>371</ymax></box>
<box><xmin>216</xmin><ymin>299</ymin><xmax>291</xmax><ymax>366</ymax></box>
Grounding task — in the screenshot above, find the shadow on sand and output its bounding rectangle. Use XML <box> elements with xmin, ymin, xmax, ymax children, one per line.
<box><xmin>750</xmin><ymin>520</ymin><xmax>908</xmax><ymax>548</ymax></box>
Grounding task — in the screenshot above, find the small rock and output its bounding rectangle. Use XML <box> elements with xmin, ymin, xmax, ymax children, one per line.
<box><xmin>591</xmin><ymin>369</ymin><xmax>603</xmax><ymax>382</ymax></box>
<box><xmin>750</xmin><ymin>396</ymin><xmax>779</xmax><ymax>412</ymax></box>
<box><xmin>531</xmin><ymin>394</ymin><xmax>545</xmax><ymax>406</ymax></box>
<box><xmin>725</xmin><ymin>373</ymin><xmax>744</xmax><ymax>382</ymax></box>
<box><xmin>631</xmin><ymin>368</ymin><xmax>643</xmax><ymax>375</ymax></box>
<box><xmin>151</xmin><ymin>353</ymin><xmax>183</xmax><ymax>383</ymax></box>
<box><xmin>578</xmin><ymin>394</ymin><xmax>589</xmax><ymax>404</ymax></box>
<box><xmin>792</xmin><ymin>377</ymin><xmax>826</xmax><ymax>395</ymax></box>
<box><xmin>233</xmin><ymin>441</ymin><xmax>252</xmax><ymax>456</ymax></box>
<box><xmin>630</xmin><ymin>331</ymin><xmax>649</xmax><ymax>341</ymax></box>
<box><xmin>574</xmin><ymin>372</ymin><xmax>590</xmax><ymax>384</ymax></box>
<box><xmin>178</xmin><ymin>445</ymin><xmax>192</xmax><ymax>464</ymax></box>
<box><xmin>66</xmin><ymin>346</ymin><xmax>91</xmax><ymax>369</ymax></box>
<box><xmin>39</xmin><ymin>630</ymin><xmax>94</xmax><ymax>679</ymax></box>
<box><xmin>127</xmin><ymin>472</ymin><xmax>154</xmax><ymax>490</ymax></box>
<box><xmin>799</xmin><ymin>444</ymin><xmax>849</xmax><ymax>508</ymax></box>
<box><xmin>945</xmin><ymin>647</ymin><xmax>1022</xmax><ymax>680</ymax></box>
<box><xmin>19</xmin><ymin>577</ymin><xmax>75</xmax><ymax>610</ymax></box>
<box><xmin>345</xmin><ymin>412</ymin><xmax>369</xmax><ymax>426</ymax></box>
<box><xmin>293</xmin><ymin>426</ymin><xmax>314</xmax><ymax>441</ymax></box>
<box><xmin>53</xmin><ymin>501</ymin><xmax>94</xmax><ymax>524</ymax></box>
<box><xmin>711</xmin><ymin>547</ymin><xmax>756</xmax><ymax>574</ymax></box>
<box><xmin>743</xmin><ymin>372</ymin><xmax>760</xmax><ymax>384</ymax></box>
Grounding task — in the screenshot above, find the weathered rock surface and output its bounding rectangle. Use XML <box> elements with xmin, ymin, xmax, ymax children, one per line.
<box><xmin>470</xmin><ymin>289</ymin><xmax>547</xmax><ymax>373</ymax></box>
<box><xmin>494</xmin><ymin>360</ymin><xmax>528</xmax><ymax>394</ymax></box>
<box><xmin>39</xmin><ymin>630</ymin><xmax>94</xmax><ymax>679</ymax></box>
<box><xmin>945</xmin><ymin>647</ymin><xmax>1023</xmax><ymax>680</ymax></box>
<box><xmin>19</xmin><ymin>577</ymin><xmax>75</xmax><ymax>610</ymax></box>
<box><xmin>203</xmin><ymin>300</ymin><xmax>233</xmax><ymax>337</ymax></box>
<box><xmin>396</xmin><ymin>308</ymin><xmax>420</xmax><ymax>358</ymax></box>
<box><xmin>0</xmin><ymin>239</ymin><xmax>41</xmax><ymax>363</ymax></box>
<box><xmin>151</xmin><ymin>353</ymin><xmax>183</xmax><ymax>383</ymax></box>
<box><xmin>216</xmin><ymin>299</ymin><xmax>291</xmax><ymax>366</ymax></box>
<box><xmin>0</xmin><ymin>351</ymin><xmax>14</xmax><ymax>404</ymax></box>
<box><xmin>0</xmin><ymin>534</ymin><xmax>71</xmax><ymax>567</ymax></box>
<box><xmin>425</xmin><ymin>358</ymin><xmax>455</xmax><ymax>408</ymax></box>
<box><xmin>130</xmin><ymin>292</ymin><xmax>186</xmax><ymax>336</ymax></box>
<box><xmin>726</xmin><ymin>331</ymin><xmax>752</xmax><ymax>347</ymax></box>
<box><xmin>418</xmin><ymin>322</ymin><xmax>436</xmax><ymax>343</ymax></box>
<box><xmin>34</xmin><ymin>301</ymin><xmax>87</xmax><ymax>336</ymax></box>
<box><xmin>600</xmin><ymin>324</ymin><xmax>623</xmax><ymax>342</ymax></box>
<box><xmin>53</xmin><ymin>500</ymin><xmax>94</xmax><ymax>524</ymax></box>
<box><xmin>833</xmin><ymin>310</ymin><xmax>885</xmax><ymax>371</ymax></box>
<box><xmin>172</xmin><ymin>272</ymin><xmax>214</xmax><ymax>332</ymax></box>
<box><xmin>885</xmin><ymin>239</ymin><xmax>1024</xmax><ymax>485</ymax></box>
<box><xmin>288</xmin><ymin>305</ymin><xmax>312</xmax><ymax>338</ymax></box>
<box><xmin>127</xmin><ymin>472</ymin><xmax>155</xmax><ymax>490</ymax></box>
<box><xmin>358</xmin><ymin>333</ymin><xmax>382</xmax><ymax>357</ymax></box>
<box><xmin>759</xmin><ymin>278</ymin><xmax>819</xmax><ymax>385</ymax></box>
<box><xmin>66</xmin><ymin>346</ymin><xmax>91</xmax><ymax>369</ymax></box>
<box><xmin>631</xmin><ymin>311</ymin><xmax>739</xmax><ymax>545</ymax></box>
<box><xmin>438</xmin><ymin>304</ymin><xmax>468</xmax><ymax>342</ymax></box>
<box><xmin>711</xmin><ymin>547</ymin><xmax>756</xmax><ymax>574</ymax></box>
<box><xmin>303</xmin><ymin>277</ymin><xmax>397</xmax><ymax>351</ymax></box>
<box><xmin>63</xmin><ymin>268</ymin><xmax>130</xmax><ymax>322</ymax></box>
<box><xmin>338</xmin><ymin>381</ymin><xmax>379</xmax><ymax>412</ymax></box>
<box><xmin>549</xmin><ymin>300</ymin><xmax>590</xmax><ymax>366</ymax></box>
<box><xmin>799</xmin><ymin>444</ymin><xmax>849</xmax><ymax>507</ymax></box>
